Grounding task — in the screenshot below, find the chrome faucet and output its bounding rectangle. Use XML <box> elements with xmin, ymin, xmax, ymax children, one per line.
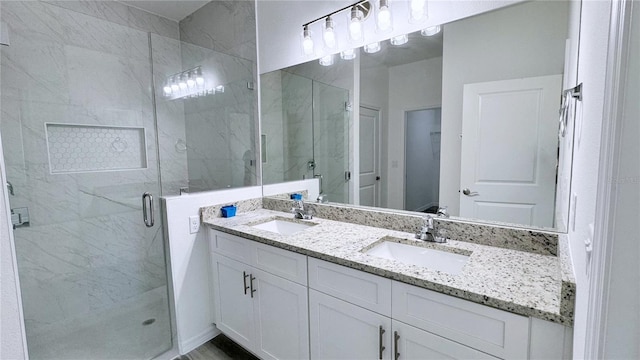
<box><xmin>415</xmin><ymin>215</ymin><xmax>446</xmax><ymax>243</ymax></box>
<box><xmin>291</xmin><ymin>199</ymin><xmax>314</xmax><ymax>220</ymax></box>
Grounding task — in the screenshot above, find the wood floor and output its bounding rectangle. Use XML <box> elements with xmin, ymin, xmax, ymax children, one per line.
<box><xmin>175</xmin><ymin>335</ymin><xmax>259</xmax><ymax>360</ymax></box>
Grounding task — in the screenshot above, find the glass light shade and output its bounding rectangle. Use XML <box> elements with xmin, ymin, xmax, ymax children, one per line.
<box><xmin>302</xmin><ymin>26</ymin><xmax>314</xmax><ymax>55</ymax></box>
<box><xmin>421</xmin><ymin>25</ymin><xmax>441</xmax><ymax>36</ymax></box>
<box><xmin>178</xmin><ymin>74</ymin><xmax>188</xmax><ymax>90</ymax></box>
<box><xmin>364</xmin><ymin>42</ymin><xmax>381</xmax><ymax>54</ymax></box>
<box><xmin>349</xmin><ymin>7</ymin><xmax>363</xmax><ymax>41</ymax></box>
<box><xmin>195</xmin><ymin>68</ymin><xmax>205</xmax><ymax>86</ymax></box>
<box><xmin>323</xmin><ymin>17</ymin><xmax>336</xmax><ymax>49</ymax></box>
<box><xmin>186</xmin><ymin>72</ymin><xmax>196</xmax><ymax>88</ymax></box>
<box><xmin>319</xmin><ymin>54</ymin><xmax>334</xmax><ymax>66</ymax></box>
<box><xmin>215</xmin><ymin>85</ymin><xmax>225</xmax><ymax>93</ymax></box>
<box><xmin>170</xmin><ymin>77</ymin><xmax>180</xmax><ymax>93</ymax></box>
<box><xmin>377</xmin><ymin>5</ymin><xmax>391</xmax><ymax>31</ymax></box>
<box><xmin>163</xmin><ymin>85</ymin><xmax>172</xmax><ymax>96</ymax></box>
<box><xmin>340</xmin><ymin>49</ymin><xmax>357</xmax><ymax>60</ymax></box>
<box><xmin>410</xmin><ymin>0</ymin><xmax>426</xmax><ymax>20</ymax></box>
<box><xmin>390</xmin><ymin>34</ymin><xmax>408</xmax><ymax>46</ymax></box>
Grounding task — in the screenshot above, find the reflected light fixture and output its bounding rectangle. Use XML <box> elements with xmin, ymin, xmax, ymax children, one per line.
<box><xmin>364</xmin><ymin>41</ymin><xmax>381</xmax><ymax>53</ymax></box>
<box><xmin>162</xmin><ymin>66</ymin><xmax>223</xmax><ymax>100</ymax></box>
<box><xmin>323</xmin><ymin>16</ymin><xmax>336</xmax><ymax>49</ymax></box>
<box><xmin>421</xmin><ymin>25</ymin><xmax>441</xmax><ymax>36</ymax></box>
<box><xmin>340</xmin><ymin>48</ymin><xmax>357</xmax><ymax>60</ymax></box>
<box><xmin>319</xmin><ymin>54</ymin><xmax>335</xmax><ymax>66</ymax></box>
<box><xmin>410</xmin><ymin>0</ymin><xmax>427</xmax><ymax>21</ymax></box>
<box><xmin>390</xmin><ymin>34</ymin><xmax>408</xmax><ymax>45</ymax></box>
<box><xmin>302</xmin><ymin>25</ymin><xmax>314</xmax><ymax>55</ymax></box>
<box><xmin>377</xmin><ymin>0</ymin><xmax>392</xmax><ymax>32</ymax></box>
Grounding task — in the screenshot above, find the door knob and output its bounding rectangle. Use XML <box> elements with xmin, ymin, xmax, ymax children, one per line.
<box><xmin>376</xmin><ymin>176</ymin><xmax>381</xmax><ymax>181</ymax></box>
<box><xmin>462</xmin><ymin>188</ymin><xmax>479</xmax><ymax>196</ymax></box>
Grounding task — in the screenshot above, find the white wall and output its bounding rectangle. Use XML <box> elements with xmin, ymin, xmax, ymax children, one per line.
<box><xmin>387</xmin><ymin>57</ymin><xmax>443</xmax><ymax>210</ymax></box>
<box><xmin>568</xmin><ymin>0</ymin><xmax>613</xmax><ymax>357</ymax></box>
<box><xmin>439</xmin><ymin>0</ymin><xmax>569</xmax><ymax>216</ymax></box>
<box><xmin>0</xmin><ymin>139</ymin><xmax>28</xmax><ymax>360</ymax></box>
<box><xmin>601</xmin><ymin>2</ymin><xmax>639</xmax><ymax>357</ymax></box>
<box><xmin>360</xmin><ymin>61</ymin><xmax>390</xmax><ymax>207</ymax></box>
<box><xmin>256</xmin><ymin>0</ymin><xmax>523</xmax><ymax>74</ymax></box>
<box><xmin>162</xmin><ymin>186</ymin><xmax>263</xmax><ymax>354</ymax></box>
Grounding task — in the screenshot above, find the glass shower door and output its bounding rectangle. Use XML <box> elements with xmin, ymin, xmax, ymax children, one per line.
<box><xmin>313</xmin><ymin>81</ymin><xmax>350</xmax><ymax>203</ymax></box>
<box><xmin>0</xmin><ymin>2</ymin><xmax>172</xmax><ymax>359</ymax></box>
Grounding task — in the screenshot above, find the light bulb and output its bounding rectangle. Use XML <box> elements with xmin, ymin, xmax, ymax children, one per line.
<box><xmin>170</xmin><ymin>76</ymin><xmax>179</xmax><ymax>93</ymax></box>
<box><xmin>302</xmin><ymin>26</ymin><xmax>314</xmax><ymax>55</ymax></box>
<box><xmin>323</xmin><ymin>17</ymin><xmax>336</xmax><ymax>49</ymax></box>
<box><xmin>340</xmin><ymin>49</ymin><xmax>356</xmax><ymax>60</ymax></box>
<box><xmin>195</xmin><ymin>67</ymin><xmax>205</xmax><ymax>87</ymax></box>
<box><xmin>410</xmin><ymin>0</ymin><xmax>426</xmax><ymax>21</ymax></box>
<box><xmin>186</xmin><ymin>71</ymin><xmax>196</xmax><ymax>88</ymax></box>
<box><xmin>421</xmin><ymin>25</ymin><xmax>441</xmax><ymax>36</ymax></box>
<box><xmin>319</xmin><ymin>54</ymin><xmax>334</xmax><ymax>66</ymax></box>
<box><xmin>390</xmin><ymin>34</ymin><xmax>408</xmax><ymax>46</ymax></box>
<box><xmin>377</xmin><ymin>0</ymin><xmax>391</xmax><ymax>31</ymax></box>
<box><xmin>163</xmin><ymin>84</ymin><xmax>172</xmax><ymax>96</ymax></box>
<box><xmin>364</xmin><ymin>42</ymin><xmax>381</xmax><ymax>54</ymax></box>
<box><xmin>349</xmin><ymin>7</ymin><xmax>363</xmax><ymax>41</ymax></box>
<box><xmin>178</xmin><ymin>74</ymin><xmax>188</xmax><ymax>91</ymax></box>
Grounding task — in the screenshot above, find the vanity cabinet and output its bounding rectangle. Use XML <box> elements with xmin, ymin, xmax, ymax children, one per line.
<box><xmin>209</xmin><ymin>229</ymin><xmax>572</xmax><ymax>360</ymax></box>
<box><xmin>210</xmin><ymin>231</ymin><xmax>309</xmax><ymax>360</ymax></box>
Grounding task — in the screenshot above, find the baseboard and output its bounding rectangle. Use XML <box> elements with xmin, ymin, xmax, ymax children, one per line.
<box><xmin>179</xmin><ymin>325</ymin><xmax>221</xmax><ymax>355</ymax></box>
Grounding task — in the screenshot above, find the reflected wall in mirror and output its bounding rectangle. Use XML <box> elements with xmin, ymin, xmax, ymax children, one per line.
<box><xmin>260</xmin><ymin>0</ymin><xmax>579</xmax><ymax>232</ymax></box>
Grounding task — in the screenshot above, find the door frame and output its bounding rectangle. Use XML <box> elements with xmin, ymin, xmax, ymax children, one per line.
<box><xmin>359</xmin><ymin>104</ymin><xmax>382</xmax><ymax>207</ymax></box>
<box><xmin>403</xmin><ymin>104</ymin><xmax>442</xmax><ymax>211</ymax></box>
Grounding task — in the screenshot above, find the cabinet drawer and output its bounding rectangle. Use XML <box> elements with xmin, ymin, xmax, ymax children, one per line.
<box><xmin>255</xmin><ymin>242</ymin><xmax>307</xmax><ymax>285</ymax></box>
<box><xmin>308</xmin><ymin>258</ymin><xmax>392</xmax><ymax>316</ymax></box>
<box><xmin>392</xmin><ymin>281</ymin><xmax>529</xmax><ymax>359</ymax></box>
<box><xmin>209</xmin><ymin>230</ymin><xmax>253</xmax><ymax>265</ymax></box>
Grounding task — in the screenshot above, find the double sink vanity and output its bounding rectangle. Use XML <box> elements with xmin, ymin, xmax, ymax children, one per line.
<box><xmin>202</xmin><ymin>196</ymin><xmax>575</xmax><ymax>360</ymax></box>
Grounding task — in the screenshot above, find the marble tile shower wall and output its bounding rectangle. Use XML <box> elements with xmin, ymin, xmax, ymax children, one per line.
<box><xmin>0</xmin><ymin>1</ymin><xmax>177</xmax><ymax>333</ymax></box>
<box><xmin>282</xmin><ymin>71</ymin><xmax>314</xmax><ymax>181</ymax></box>
<box><xmin>178</xmin><ymin>0</ymin><xmax>259</xmax><ymax>192</ymax></box>
<box><xmin>181</xmin><ymin>42</ymin><xmax>257</xmax><ymax>191</ymax></box>
<box><xmin>260</xmin><ymin>71</ymin><xmax>286</xmax><ymax>184</ymax></box>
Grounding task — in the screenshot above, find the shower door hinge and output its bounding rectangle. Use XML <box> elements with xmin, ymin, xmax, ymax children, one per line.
<box><xmin>345</xmin><ymin>171</ymin><xmax>351</xmax><ymax>181</ymax></box>
<box><xmin>11</xmin><ymin>207</ymin><xmax>30</xmax><ymax>229</ymax></box>
<box><xmin>247</xmin><ymin>82</ymin><xmax>255</xmax><ymax>90</ymax></box>
<box><xmin>345</xmin><ymin>102</ymin><xmax>353</xmax><ymax>112</ymax></box>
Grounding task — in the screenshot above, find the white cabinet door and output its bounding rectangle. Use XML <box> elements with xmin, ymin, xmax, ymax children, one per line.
<box><xmin>392</xmin><ymin>320</ymin><xmax>498</xmax><ymax>360</ymax></box>
<box><xmin>252</xmin><ymin>268</ymin><xmax>309</xmax><ymax>360</ymax></box>
<box><xmin>212</xmin><ymin>254</ymin><xmax>255</xmax><ymax>351</ymax></box>
<box><xmin>310</xmin><ymin>289</ymin><xmax>392</xmax><ymax>360</ymax></box>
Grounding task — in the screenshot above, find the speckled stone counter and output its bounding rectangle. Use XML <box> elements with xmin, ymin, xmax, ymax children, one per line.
<box><xmin>203</xmin><ymin>208</ymin><xmax>575</xmax><ymax>326</ymax></box>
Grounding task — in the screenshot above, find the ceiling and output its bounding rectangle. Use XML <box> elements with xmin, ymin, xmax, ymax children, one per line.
<box><xmin>118</xmin><ymin>1</ymin><xmax>210</xmax><ymax>21</ymax></box>
<box><xmin>361</xmin><ymin>30</ymin><xmax>444</xmax><ymax>69</ymax></box>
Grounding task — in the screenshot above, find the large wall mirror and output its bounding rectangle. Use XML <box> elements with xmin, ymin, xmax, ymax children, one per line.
<box><xmin>260</xmin><ymin>0</ymin><xmax>580</xmax><ymax>232</ymax></box>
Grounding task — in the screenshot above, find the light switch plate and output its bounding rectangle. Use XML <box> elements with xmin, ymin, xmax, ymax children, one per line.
<box><xmin>189</xmin><ymin>215</ymin><xmax>200</xmax><ymax>234</ymax></box>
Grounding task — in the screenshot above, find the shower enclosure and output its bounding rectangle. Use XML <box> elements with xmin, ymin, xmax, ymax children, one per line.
<box><xmin>261</xmin><ymin>71</ymin><xmax>350</xmax><ymax>203</ymax></box>
<box><xmin>0</xmin><ymin>1</ymin><xmax>256</xmax><ymax>359</ymax></box>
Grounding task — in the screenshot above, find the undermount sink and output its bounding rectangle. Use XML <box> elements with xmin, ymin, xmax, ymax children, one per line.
<box><xmin>251</xmin><ymin>219</ymin><xmax>314</xmax><ymax>235</ymax></box>
<box><xmin>366</xmin><ymin>240</ymin><xmax>470</xmax><ymax>275</ymax></box>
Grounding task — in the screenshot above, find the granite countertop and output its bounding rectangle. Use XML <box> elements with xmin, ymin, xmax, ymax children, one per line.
<box><xmin>204</xmin><ymin>208</ymin><xmax>573</xmax><ymax>326</ymax></box>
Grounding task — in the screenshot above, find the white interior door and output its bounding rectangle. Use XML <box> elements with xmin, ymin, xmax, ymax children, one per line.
<box><xmin>460</xmin><ymin>75</ymin><xmax>562</xmax><ymax>227</ymax></box>
<box><xmin>359</xmin><ymin>107</ymin><xmax>380</xmax><ymax>207</ymax></box>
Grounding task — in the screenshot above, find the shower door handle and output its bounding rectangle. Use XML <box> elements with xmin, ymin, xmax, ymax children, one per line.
<box><xmin>142</xmin><ymin>192</ymin><xmax>154</xmax><ymax>227</ymax></box>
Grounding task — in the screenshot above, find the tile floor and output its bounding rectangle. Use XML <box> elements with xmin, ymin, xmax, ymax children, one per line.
<box><xmin>176</xmin><ymin>335</ymin><xmax>259</xmax><ymax>360</ymax></box>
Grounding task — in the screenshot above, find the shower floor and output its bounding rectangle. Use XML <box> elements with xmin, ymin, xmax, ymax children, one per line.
<box><xmin>26</xmin><ymin>286</ymin><xmax>172</xmax><ymax>360</ymax></box>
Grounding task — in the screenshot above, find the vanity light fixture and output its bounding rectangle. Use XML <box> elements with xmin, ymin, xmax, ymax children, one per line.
<box><xmin>409</xmin><ymin>0</ymin><xmax>427</xmax><ymax>21</ymax></box>
<box><xmin>364</xmin><ymin>41</ymin><xmax>381</xmax><ymax>53</ymax></box>
<box><xmin>420</xmin><ymin>25</ymin><xmax>441</xmax><ymax>36</ymax></box>
<box><xmin>390</xmin><ymin>34</ymin><xmax>408</xmax><ymax>45</ymax></box>
<box><xmin>319</xmin><ymin>54</ymin><xmax>335</xmax><ymax>66</ymax></box>
<box><xmin>302</xmin><ymin>25</ymin><xmax>314</xmax><ymax>55</ymax></box>
<box><xmin>340</xmin><ymin>48</ymin><xmax>357</xmax><ymax>60</ymax></box>
<box><xmin>163</xmin><ymin>66</ymin><xmax>221</xmax><ymax>100</ymax></box>
<box><xmin>377</xmin><ymin>0</ymin><xmax>392</xmax><ymax>32</ymax></box>
<box><xmin>323</xmin><ymin>16</ymin><xmax>337</xmax><ymax>49</ymax></box>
